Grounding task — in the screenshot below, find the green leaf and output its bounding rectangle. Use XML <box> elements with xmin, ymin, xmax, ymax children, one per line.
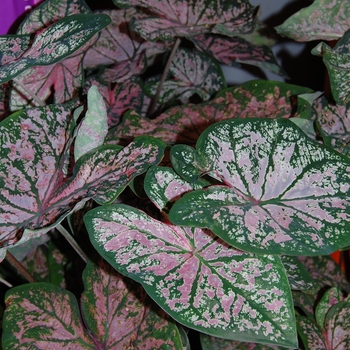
<box><xmin>74</xmin><ymin>86</ymin><xmax>108</xmax><ymax>161</ymax></box>
<box><xmin>168</xmin><ymin>118</ymin><xmax>350</xmax><ymax>256</ymax></box>
<box><xmin>0</xmin><ymin>14</ymin><xmax>111</xmax><ymax>85</ymax></box>
<box><xmin>275</xmin><ymin>0</ymin><xmax>350</xmax><ymax>41</ymax></box>
<box><xmin>85</xmin><ymin>204</ymin><xmax>297</xmax><ymax>348</ymax></box>
<box><xmin>312</xmin><ymin>31</ymin><xmax>350</xmax><ymax>105</ymax></box>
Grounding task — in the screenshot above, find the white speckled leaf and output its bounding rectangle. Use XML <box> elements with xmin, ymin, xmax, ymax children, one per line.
<box><xmin>296</xmin><ymin>316</ymin><xmax>326</xmax><ymax>350</ymax></box>
<box><xmin>315</xmin><ymin>287</ymin><xmax>342</xmax><ymax>330</ymax></box>
<box><xmin>85</xmin><ymin>204</ymin><xmax>297</xmax><ymax>347</ymax></box>
<box><xmin>192</xmin><ymin>34</ymin><xmax>283</xmax><ymax>76</ymax></box>
<box><xmin>145</xmin><ymin>48</ymin><xmax>226</xmax><ymax>104</ymax></box>
<box><xmin>113</xmin><ymin>0</ymin><xmax>256</xmax><ymax>41</ymax></box>
<box><xmin>312</xmin><ymin>31</ymin><xmax>350</xmax><ymax>105</ymax></box>
<box><xmin>0</xmin><ymin>35</ymin><xmax>31</xmax><ymax>65</ymax></box>
<box><xmin>276</xmin><ymin>0</ymin><xmax>350</xmax><ymax>41</ymax></box>
<box><xmin>0</xmin><ymin>14</ymin><xmax>111</xmax><ymax>86</ymax></box>
<box><xmin>280</xmin><ymin>255</ymin><xmax>319</xmax><ymax>294</ymax></box>
<box><xmin>74</xmin><ymin>86</ymin><xmax>108</xmax><ymax>161</ymax></box>
<box><xmin>168</xmin><ymin>118</ymin><xmax>350</xmax><ymax>256</ymax></box>
<box><xmin>0</xmin><ymin>100</ymin><xmax>165</xmax><ymax>248</ymax></box>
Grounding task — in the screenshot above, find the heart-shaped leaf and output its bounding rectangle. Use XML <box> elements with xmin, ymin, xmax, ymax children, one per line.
<box><xmin>0</xmin><ymin>103</ymin><xmax>166</xmax><ymax>248</ymax></box>
<box><xmin>168</xmin><ymin>118</ymin><xmax>350</xmax><ymax>256</ymax></box>
<box><xmin>144</xmin><ymin>48</ymin><xmax>226</xmax><ymax>104</ymax></box>
<box><xmin>113</xmin><ymin>0</ymin><xmax>256</xmax><ymax>41</ymax></box>
<box><xmin>74</xmin><ymin>85</ymin><xmax>108</xmax><ymax>161</ymax></box>
<box><xmin>2</xmin><ymin>261</ymin><xmax>185</xmax><ymax>348</ymax></box>
<box><xmin>85</xmin><ymin>204</ymin><xmax>297</xmax><ymax>347</ymax></box>
<box><xmin>192</xmin><ymin>34</ymin><xmax>283</xmax><ymax>76</ymax></box>
<box><xmin>275</xmin><ymin>0</ymin><xmax>350</xmax><ymax>41</ymax></box>
<box><xmin>312</xmin><ymin>31</ymin><xmax>350</xmax><ymax>105</ymax></box>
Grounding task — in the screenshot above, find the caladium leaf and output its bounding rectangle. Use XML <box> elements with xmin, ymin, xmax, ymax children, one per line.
<box><xmin>312</xmin><ymin>31</ymin><xmax>350</xmax><ymax>106</ymax></box>
<box><xmin>200</xmin><ymin>333</ymin><xmax>286</xmax><ymax>350</ymax></box>
<box><xmin>2</xmin><ymin>283</ymin><xmax>96</xmax><ymax>349</ymax></box>
<box><xmin>113</xmin><ymin>0</ymin><xmax>256</xmax><ymax>41</ymax></box>
<box><xmin>192</xmin><ymin>34</ymin><xmax>284</xmax><ymax>76</ymax></box>
<box><xmin>0</xmin><ymin>102</ymin><xmax>166</xmax><ymax>248</ymax></box>
<box><xmin>17</xmin><ymin>0</ymin><xmax>92</xmax><ymax>35</ymax></box>
<box><xmin>85</xmin><ymin>204</ymin><xmax>297</xmax><ymax>347</ymax></box>
<box><xmin>80</xmin><ymin>260</ymin><xmax>185</xmax><ymax>349</ymax></box>
<box><xmin>112</xmin><ymin>80</ymin><xmax>312</xmax><ymax>144</ymax></box>
<box><xmin>315</xmin><ymin>287</ymin><xmax>342</xmax><ymax>330</ymax></box>
<box><xmin>144</xmin><ymin>48</ymin><xmax>226</xmax><ymax>104</ymax></box>
<box><xmin>0</xmin><ymin>14</ymin><xmax>111</xmax><ymax>86</ymax></box>
<box><xmin>83</xmin><ymin>8</ymin><xmax>171</xmax><ymax>82</ymax></box>
<box><xmin>313</xmin><ymin>95</ymin><xmax>350</xmax><ymax>156</ymax></box>
<box><xmin>74</xmin><ymin>85</ymin><xmax>108</xmax><ymax>161</ymax></box>
<box><xmin>280</xmin><ymin>255</ymin><xmax>319</xmax><ymax>294</ymax></box>
<box><xmin>0</xmin><ymin>35</ymin><xmax>31</xmax><ymax>65</ymax></box>
<box><xmin>297</xmin><ymin>256</ymin><xmax>350</xmax><ymax>294</ymax></box>
<box><xmin>296</xmin><ymin>316</ymin><xmax>326</xmax><ymax>350</ymax></box>
<box><xmin>85</xmin><ymin>75</ymin><xmax>144</xmax><ymax>129</ymax></box>
<box><xmin>292</xmin><ymin>291</ymin><xmax>318</xmax><ymax>320</ymax></box>
<box><xmin>2</xmin><ymin>261</ymin><xmax>185</xmax><ymax>348</ymax></box>
<box><xmin>168</xmin><ymin>118</ymin><xmax>350</xmax><ymax>256</ymax></box>
<box><xmin>0</xmin><ymin>103</ymin><xmax>75</xmax><ymax>248</ymax></box>
<box><xmin>275</xmin><ymin>0</ymin><xmax>350</xmax><ymax>41</ymax></box>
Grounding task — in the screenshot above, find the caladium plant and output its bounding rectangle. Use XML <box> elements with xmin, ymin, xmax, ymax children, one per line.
<box><xmin>1</xmin><ymin>0</ymin><xmax>350</xmax><ymax>349</ymax></box>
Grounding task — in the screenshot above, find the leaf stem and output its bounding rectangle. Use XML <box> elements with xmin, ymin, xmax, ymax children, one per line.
<box><xmin>148</xmin><ymin>37</ymin><xmax>181</xmax><ymax>116</ymax></box>
<box><xmin>56</xmin><ymin>223</ymin><xmax>88</xmax><ymax>263</ymax></box>
<box><xmin>0</xmin><ymin>276</ymin><xmax>13</xmax><ymax>288</ymax></box>
<box><xmin>13</xmin><ymin>78</ymin><xmax>45</xmax><ymax>107</ymax></box>
<box><xmin>5</xmin><ymin>251</ymin><xmax>36</xmax><ymax>283</ymax></box>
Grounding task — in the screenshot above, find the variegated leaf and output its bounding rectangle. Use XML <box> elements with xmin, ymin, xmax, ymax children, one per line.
<box><xmin>0</xmin><ymin>35</ymin><xmax>31</xmax><ymax>65</ymax></box>
<box><xmin>313</xmin><ymin>95</ymin><xmax>350</xmax><ymax>156</ymax></box>
<box><xmin>292</xmin><ymin>291</ymin><xmax>318</xmax><ymax>320</ymax></box>
<box><xmin>280</xmin><ymin>255</ymin><xmax>319</xmax><ymax>294</ymax></box>
<box><xmin>0</xmin><ymin>102</ymin><xmax>166</xmax><ymax>248</ymax></box>
<box><xmin>2</xmin><ymin>283</ymin><xmax>96</xmax><ymax>349</ymax></box>
<box><xmin>85</xmin><ymin>204</ymin><xmax>297</xmax><ymax>347</ymax></box>
<box><xmin>74</xmin><ymin>85</ymin><xmax>108</xmax><ymax>161</ymax></box>
<box><xmin>113</xmin><ymin>0</ymin><xmax>256</xmax><ymax>41</ymax></box>
<box><xmin>81</xmin><ymin>260</ymin><xmax>185</xmax><ymax>348</ymax></box>
<box><xmin>312</xmin><ymin>31</ymin><xmax>350</xmax><ymax>105</ymax></box>
<box><xmin>144</xmin><ymin>48</ymin><xmax>226</xmax><ymax>104</ymax></box>
<box><xmin>192</xmin><ymin>34</ymin><xmax>283</xmax><ymax>76</ymax></box>
<box><xmin>83</xmin><ymin>8</ymin><xmax>170</xmax><ymax>82</ymax></box>
<box><xmin>200</xmin><ymin>333</ymin><xmax>287</xmax><ymax>349</ymax></box>
<box><xmin>296</xmin><ymin>316</ymin><xmax>326</xmax><ymax>350</ymax></box>
<box><xmin>85</xmin><ymin>75</ymin><xmax>144</xmax><ymax>129</ymax></box>
<box><xmin>275</xmin><ymin>0</ymin><xmax>350</xmax><ymax>41</ymax></box>
<box><xmin>168</xmin><ymin>118</ymin><xmax>350</xmax><ymax>255</ymax></box>
<box><xmin>298</xmin><ymin>256</ymin><xmax>350</xmax><ymax>294</ymax></box>
<box><xmin>112</xmin><ymin>80</ymin><xmax>310</xmax><ymax>144</ymax></box>
<box><xmin>315</xmin><ymin>287</ymin><xmax>342</xmax><ymax>330</ymax></box>
<box><xmin>16</xmin><ymin>0</ymin><xmax>91</xmax><ymax>35</ymax></box>
<box><xmin>0</xmin><ymin>14</ymin><xmax>111</xmax><ymax>86</ymax></box>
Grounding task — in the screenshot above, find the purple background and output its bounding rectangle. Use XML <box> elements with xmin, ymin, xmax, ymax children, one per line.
<box><xmin>0</xmin><ymin>0</ymin><xmax>40</xmax><ymax>34</ymax></box>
